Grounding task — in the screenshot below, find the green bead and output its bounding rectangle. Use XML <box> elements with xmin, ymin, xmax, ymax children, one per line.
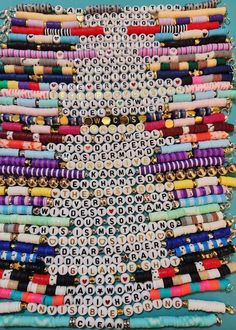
<box><xmin>0</xmin><ymin>81</ymin><xmax>8</xmax><ymax>89</ymax></box>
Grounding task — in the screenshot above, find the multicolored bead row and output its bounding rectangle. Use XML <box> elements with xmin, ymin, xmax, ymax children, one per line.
<box><xmin>0</xmin><ymin>0</ymin><xmax>235</xmax><ymax>328</ymax></box>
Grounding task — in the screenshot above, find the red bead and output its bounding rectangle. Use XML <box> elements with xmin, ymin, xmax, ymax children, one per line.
<box><xmin>32</xmin><ymin>273</ymin><xmax>50</xmax><ymax>285</ymax></box>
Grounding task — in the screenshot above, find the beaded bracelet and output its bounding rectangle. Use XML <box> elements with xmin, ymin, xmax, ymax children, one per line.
<box><xmin>150</xmin><ymin>278</ymin><xmax>231</xmax><ymax>299</ymax></box>
<box><xmin>134</xmin><ymin>257</ymin><xmax>224</xmax><ymax>282</ymax></box>
<box><xmin>150</xmin><ymin>262</ymin><xmax>236</xmax><ymax>289</ymax></box>
<box><xmin>0</xmin><ymin>314</ymin><xmax>221</xmax><ymax>328</ymax></box>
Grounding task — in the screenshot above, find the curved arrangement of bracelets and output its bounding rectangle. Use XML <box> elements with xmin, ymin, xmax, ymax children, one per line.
<box><xmin>0</xmin><ymin>0</ymin><xmax>235</xmax><ymax>329</ymax></box>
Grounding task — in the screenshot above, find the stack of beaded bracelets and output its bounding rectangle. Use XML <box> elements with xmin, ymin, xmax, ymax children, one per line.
<box><xmin>0</xmin><ymin>0</ymin><xmax>235</xmax><ymax>328</ymax></box>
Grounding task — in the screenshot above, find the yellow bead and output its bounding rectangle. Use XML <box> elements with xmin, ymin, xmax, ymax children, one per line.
<box><xmin>31</xmin><ymin>187</ymin><xmax>52</xmax><ymax>197</ymax></box>
<box><xmin>219</xmin><ymin>176</ymin><xmax>236</xmax><ymax>187</ymax></box>
<box><xmin>174</xmin><ymin>180</ymin><xmax>194</xmax><ymax>190</ymax></box>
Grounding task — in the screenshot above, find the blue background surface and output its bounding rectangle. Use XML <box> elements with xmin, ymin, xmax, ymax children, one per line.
<box><xmin>0</xmin><ymin>0</ymin><xmax>235</xmax><ymax>329</ymax></box>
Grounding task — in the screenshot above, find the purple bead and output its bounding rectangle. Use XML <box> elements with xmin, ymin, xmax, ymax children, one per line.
<box><xmin>46</xmin><ymin>21</ymin><xmax>61</xmax><ymax>29</ymax></box>
<box><xmin>210</xmin><ymin>14</ymin><xmax>224</xmax><ymax>22</ymax></box>
<box><xmin>11</xmin><ymin>18</ymin><xmax>26</xmax><ymax>26</ymax></box>
<box><xmin>140</xmin><ymin>156</ymin><xmax>224</xmax><ymax>175</ymax></box>
<box><xmin>0</xmin><ymin>165</ymin><xmax>84</xmax><ymax>179</ymax></box>
<box><xmin>31</xmin><ymin>159</ymin><xmax>60</xmax><ymax>168</ymax></box>
<box><xmin>0</xmin><ymin>156</ymin><xmax>25</xmax><ymax>166</ymax></box>
<box><xmin>176</xmin><ymin>17</ymin><xmax>190</xmax><ymax>24</ymax></box>
<box><xmin>19</xmin><ymin>82</ymin><xmax>29</xmax><ymax>89</ymax></box>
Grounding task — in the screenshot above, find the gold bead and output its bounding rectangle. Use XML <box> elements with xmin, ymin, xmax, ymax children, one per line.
<box><xmin>227</xmin><ymin>164</ymin><xmax>236</xmax><ymax>173</ymax></box>
<box><xmin>38</xmin><ymin>177</ymin><xmax>48</xmax><ymax>187</ymax></box>
<box><xmin>60</xmin><ymin>178</ymin><xmax>69</xmax><ymax>188</ymax></box>
<box><xmin>27</xmin><ymin>177</ymin><xmax>38</xmax><ymax>188</ymax></box>
<box><xmin>155</xmin><ymin>173</ymin><xmax>165</xmax><ymax>182</ymax></box>
<box><xmin>175</xmin><ymin>170</ymin><xmax>186</xmax><ymax>180</ymax></box>
<box><xmin>6</xmin><ymin>176</ymin><xmax>16</xmax><ymax>186</ymax></box>
<box><xmin>165</xmin><ymin>172</ymin><xmax>175</xmax><ymax>181</ymax></box>
<box><xmin>207</xmin><ymin>166</ymin><xmax>217</xmax><ymax>176</ymax></box>
<box><xmin>46</xmin><ymin>199</ymin><xmax>54</xmax><ymax>207</ymax></box>
<box><xmin>49</xmin><ymin>178</ymin><xmax>59</xmax><ymax>189</ymax></box>
<box><xmin>196</xmin><ymin>167</ymin><xmax>206</xmax><ymax>177</ymax></box>
<box><xmin>0</xmin><ymin>176</ymin><xmax>5</xmax><ymax>185</ymax></box>
<box><xmin>217</xmin><ymin>166</ymin><xmax>228</xmax><ymax>175</ymax></box>
<box><xmin>186</xmin><ymin>169</ymin><xmax>196</xmax><ymax>179</ymax></box>
<box><xmin>17</xmin><ymin>176</ymin><xmax>27</xmax><ymax>186</ymax></box>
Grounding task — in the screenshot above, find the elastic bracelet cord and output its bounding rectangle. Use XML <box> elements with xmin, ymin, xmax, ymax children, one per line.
<box><xmin>134</xmin><ymin>257</ymin><xmax>224</xmax><ymax>282</ymax></box>
<box><xmin>150</xmin><ymin>278</ymin><xmax>231</xmax><ymax>300</ymax></box>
